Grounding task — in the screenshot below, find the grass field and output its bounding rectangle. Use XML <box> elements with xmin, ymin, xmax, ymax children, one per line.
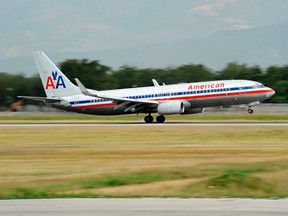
<box><xmin>0</xmin><ymin>123</ymin><xmax>287</xmax><ymax>199</ymax></box>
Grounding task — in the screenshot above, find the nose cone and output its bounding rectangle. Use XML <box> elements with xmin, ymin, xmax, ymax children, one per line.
<box><xmin>266</xmin><ymin>88</ymin><xmax>275</xmax><ymax>99</ymax></box>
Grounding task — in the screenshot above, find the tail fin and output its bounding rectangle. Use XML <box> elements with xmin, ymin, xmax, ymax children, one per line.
<box><xmin>34</xmin><ymin>51</ymin><xmax>80</xmax><ymax>97</ymax></box>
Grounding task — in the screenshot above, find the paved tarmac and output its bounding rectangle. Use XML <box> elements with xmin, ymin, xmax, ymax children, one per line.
<box><xmin>1</xmin><ymin>122</ymin><xmax>288</xmax><ymax>127</ymax></box>
<box><xmin>0</xmin><ymin>198</ymin><xmax>287</xmax><ymax>216</ymax></box>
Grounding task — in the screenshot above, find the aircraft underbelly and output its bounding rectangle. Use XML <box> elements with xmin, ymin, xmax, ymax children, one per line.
<box><xmin>236</xmin><ymin>92</ymin><xmax>266</xmax><ymax>104</ymax></box>
<box><xmin>53</xmin><ymin>104</ymin><xmax>134</xmax><ymax>115</ymax></box>
<box><xmin>189</xmin><ymin>95</ymin><xmax>237</xmax><ymax>108</ymax></box>
<box><xmin>189</xmin><ymin>93</ymin><xmax>266</xmax><ymax>108</ymax></box>
<box><xmin>84</xmin><ymin>106</ymin><xmax>129</xmax><ymax>115</ymax></box>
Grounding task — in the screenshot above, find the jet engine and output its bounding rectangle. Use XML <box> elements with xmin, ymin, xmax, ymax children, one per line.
<box><xmin>181</xmin><ymin>108</ymin><xmax>204</xmax><ymax>114</ymax></box>
<box><xmin>157</xmin><ymin>101</ymin><xmax>185</xmax><ymax>115</ymax></box>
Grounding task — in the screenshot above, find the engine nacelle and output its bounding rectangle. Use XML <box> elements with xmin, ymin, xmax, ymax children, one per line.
<box><xmin>181</xmin><ymin>108</ymin><xmax>204</xmax><ymax>115</ymax></box>
<box><xmin>157</xmin><ymin>101</ymin><xmax>185</xmax><ymax>115</ymax></box>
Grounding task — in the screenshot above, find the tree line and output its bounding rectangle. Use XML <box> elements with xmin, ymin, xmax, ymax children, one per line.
<box><xmin>0</xmin><ymin>59</ymin><xmax>287</xmax><ymax>107</ymax></box>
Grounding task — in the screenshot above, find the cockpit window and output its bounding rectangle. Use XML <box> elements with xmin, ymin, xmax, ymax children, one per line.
<box><xmin>253</xmin><ymin>83</ymin><xmax>265</xmax><ymax>88</ymax></box>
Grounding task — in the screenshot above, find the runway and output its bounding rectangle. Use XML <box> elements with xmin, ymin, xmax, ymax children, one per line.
<box><xmin>1</xmin><ymin>122</ymin><xmax>288</xmax><ymax>127</ymax></box>
<box><xmin>0</xmin><ymin>198</ymin><xmax>287</xmax><ymax>216</ymax></box>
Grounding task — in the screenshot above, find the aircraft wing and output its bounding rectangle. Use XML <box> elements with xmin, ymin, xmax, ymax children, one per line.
<box><xmin>18</xmin><ymin>96</ymin><xmax>61</xmax><ymax>103</ymax></box>
<box><xmin>75</xmin><ymin>78</ymin><xmax>159</xmax><ymax>112</ymax></box>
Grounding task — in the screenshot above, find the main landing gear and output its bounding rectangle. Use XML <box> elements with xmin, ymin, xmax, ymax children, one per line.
<box><xmin>156</xmin><ymin>115</ymin><xmax>165</xmax><ymax>123</ymax></box>
<box><xmin>144</xmin><ymin>114</ymin><xmax>153</xmax><ymax>123</ymax></box>
<box><xmin>144</xmin><ymin>114</ymin><xmax>166</xmax><ymax>123</ymax></box>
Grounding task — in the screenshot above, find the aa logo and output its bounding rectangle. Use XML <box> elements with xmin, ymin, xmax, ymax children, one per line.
<box><xmin>45</xmin><ymin>71</ymin><xmax>66</xmax><ymax>89</ymax></box>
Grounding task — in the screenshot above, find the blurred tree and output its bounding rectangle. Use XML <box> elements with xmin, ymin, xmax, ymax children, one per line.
<box><xmin>111</xmin><ymin>64</ymin><xmax>214</xmax><ymax>88</ymax></box>
<box><xmin>1</xmin><ymin>59</ymin><xmax>288</xmax><ymax>106</ymax></box>
<box><xmin>265</xmin><ymin>65</ymin><xmax>288</xmax><ymax>87</ymax></box>
<box><xmin>175</xmin><ymin>64</ymin><xmax>215</xmax><ymax>83</ymax></box>
<box><xmin>111</xmin><ymin>66</ymin><xmax>139</xmax><ymax>88</ymax></box>
<box><xmin>269</xmin><ymin>80</ymin><xmax>288</xmax><ymax>103</ymax></box>
<box><xmin>217</xmin><ymin>62</ymin><xmax>264</xmax><ymax>81</ymax></box>
<box><xmin>58</xmin><ymin>59</ymin><xmax>114</xmax><ymax>90</ymax></box>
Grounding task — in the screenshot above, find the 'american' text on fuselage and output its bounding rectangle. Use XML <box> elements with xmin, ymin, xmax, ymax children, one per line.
<box><xmin>188</xmin><ymin>83</ymin><xmax>225</xmax><ymax>90</ymax></box>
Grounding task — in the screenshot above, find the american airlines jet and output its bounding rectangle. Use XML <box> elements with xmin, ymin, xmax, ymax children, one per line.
<box><xmin>19</xmin><ymin>51</ymin><xmax>275</xmax><ymax>123</ymax></box>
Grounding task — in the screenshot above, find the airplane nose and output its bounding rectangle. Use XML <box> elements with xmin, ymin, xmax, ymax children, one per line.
<box><xmin>266</xmin><ymin>88</ymin><xmax>275</xmax><ymax>99</ymax></box>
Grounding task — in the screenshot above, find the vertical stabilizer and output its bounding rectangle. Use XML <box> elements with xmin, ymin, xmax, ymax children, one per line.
<box><xmin>34</xmin><ymin>51</ymin><xmax>80</xmax><ymax>97</ymax></box>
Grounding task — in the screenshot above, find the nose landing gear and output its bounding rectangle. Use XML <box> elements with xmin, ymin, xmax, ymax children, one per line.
<box><xmin>247</xmin><ymin>101</ymin><xmax>260</xmax><ymax>114</ymax></box>
<box><xmin>248</xmin><ymin>108</ymin><xmax>253</xmax><ymax>114</ymax></box>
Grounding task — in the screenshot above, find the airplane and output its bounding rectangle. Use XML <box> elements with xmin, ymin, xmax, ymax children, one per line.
<box><xmin>19</xmin><ymin>51</ymin><xmax>275</xmax><ymax>123</ymax></box>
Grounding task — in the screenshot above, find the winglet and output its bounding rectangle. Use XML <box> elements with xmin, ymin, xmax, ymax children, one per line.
<box><xmin>75</xmin><ymin>78</ymin><xmax>93</xmax><ymax>96</ymax></box>
<box><xmin>152</xmin><ymin>79</ymin><xmax>166</xmax><ymax>86</ymax></box>
<box><xmin>152</xmin><ymin>79</ymin><xmax>160</xmax><ymax>86</ymax></box>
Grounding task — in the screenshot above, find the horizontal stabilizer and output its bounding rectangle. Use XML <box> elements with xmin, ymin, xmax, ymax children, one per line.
<box><xmin>18</xmin><ymin>96</ymin><xmax>61</xmax><ymax>103</ymax></box>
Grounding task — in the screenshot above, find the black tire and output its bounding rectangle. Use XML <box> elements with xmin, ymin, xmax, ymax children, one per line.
<box><xmin>144</xmin><ymin>115</ymin><xmax>153</xmax><ymax>123</ymax></box>
<box><xmin>248</xmin><ymin>109</ymin><xmax>253</xmax><ymax>114</ymax></box>
<box><xmin>156</xmin><ymin>115</ymin><xmax>165</xmax><ymax>123</ymax></box>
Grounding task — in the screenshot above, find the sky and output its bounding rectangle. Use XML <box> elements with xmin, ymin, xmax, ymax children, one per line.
<box><xmin>1</xmin><ymin>0</ymin><xmax>288</xmax><ymax>75</ymax></box>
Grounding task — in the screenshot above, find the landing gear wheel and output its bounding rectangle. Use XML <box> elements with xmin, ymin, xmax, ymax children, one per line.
<box><xmin>248</xmin><ymin>108</ymin><xmax>253</xmax><ymax>114</ymax></box>
<box><xmin>156</xmin><ymin>115</ymin><xmax>165</xmax><ymax>123</ymax></box>
<box><xmin>144</xmin><ymin>115</ymin><xmax>153</xmax><ymax>123</ymax></box>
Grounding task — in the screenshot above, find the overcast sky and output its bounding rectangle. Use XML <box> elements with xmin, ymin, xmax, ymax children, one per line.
<box><xmin>1</xmin><ymin>0</ymin><xmax>288</xmax><ymax>73</ymax></box>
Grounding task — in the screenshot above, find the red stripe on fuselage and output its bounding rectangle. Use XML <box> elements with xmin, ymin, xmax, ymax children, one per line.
<box><xmin>74</xmin><ymin>103</ymin><xmax>115</xmax><ymax>109</ymax></box>
<box><xmin>156</xmin><ymin>88</ymin><xmax>273</xmax><ymax>102</ymax></box>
